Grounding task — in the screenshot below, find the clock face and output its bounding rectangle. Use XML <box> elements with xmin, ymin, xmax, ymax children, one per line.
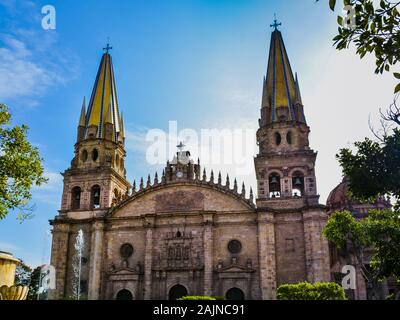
<box><xmin>176</xmin><ymin>171</ymin><xmax>184</xmax><ymax>178</ymax></box>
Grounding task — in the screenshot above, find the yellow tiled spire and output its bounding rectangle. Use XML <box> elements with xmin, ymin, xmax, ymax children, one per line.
<box><xmin>85</xmin><ymin>47</ymin><xmax>122</xmax><ymax>143</ymax></box>
<box><xmin>262</xmin><ymin>21</ymin><xmax>305</xmax><ymax>124</ymax></box>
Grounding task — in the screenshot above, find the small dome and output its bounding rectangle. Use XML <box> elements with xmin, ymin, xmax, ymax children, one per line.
<box><xmin>326</xmin><ymin>177</ymin><xmax>352</xmax><ymax>210</ymax></box>
<box><xmin>327</xmin><ymin>176</ymin><xmax>391</xmax><ymax>213</ymax></box>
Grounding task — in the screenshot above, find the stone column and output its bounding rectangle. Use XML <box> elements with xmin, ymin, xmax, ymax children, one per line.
<box><xmin>257</xmin><ymin>212</ymin><xmax>277</xmax><ymax>300</ymax></box>
<box><xmin>88</xmin><ymin>220</ymin><xmax>104</xmax><ymax>300</ymax></box>
<box><xmin>303</xmin><ymin>210</ymin><xmax>331</xmax><ymax>283</ymax></box>
<box><xmin>203</xmin><ymin>212</ymin><xmax>214</xmax><ymax>297</ymax></box>
<box><xmin>49</xmin><ymin>223</ymin><xmax>70</xmax><ymax>300</ymax></box>
<box><xmin>143</xmin><ymin>215</ymin><xmax>155</xmax><ymax>300</ymax></box>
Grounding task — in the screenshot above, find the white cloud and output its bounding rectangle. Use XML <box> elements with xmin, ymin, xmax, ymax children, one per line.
<box><xmin>304</xmin><ymin>47</ymin><xmax>397</xmax><ymax>203</ymax></box>
<box><xmin>0</xmin><ymin>35</ymin><xmax>64</xmax><ymax>101</ymax></box>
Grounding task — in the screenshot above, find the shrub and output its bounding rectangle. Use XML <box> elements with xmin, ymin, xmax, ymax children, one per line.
<box><xmin>277</xmin><ymin>282</ymin><xmax>347</xmax><ymax>300</ymax></box>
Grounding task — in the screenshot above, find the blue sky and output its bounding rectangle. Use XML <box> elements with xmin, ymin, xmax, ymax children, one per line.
<box><xmin>0</xmin><ymin>0</ymin><xmax>397</xmax><ymax>267</ymax></box>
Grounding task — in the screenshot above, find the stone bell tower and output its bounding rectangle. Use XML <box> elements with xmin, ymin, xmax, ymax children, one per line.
<box><xmin>59</xmin><ymin>45</ymin><xmax>131</xmax><ymax>217</ymax></box>
<box><xmin>50</xmin><ymin>46</ymin><xmax>131</xmax><ymax>299</ymax></box>
<box><xmin>255</xmin><ymin>21</ymin><xmax>331</xmax><ymax>299</ymax></box>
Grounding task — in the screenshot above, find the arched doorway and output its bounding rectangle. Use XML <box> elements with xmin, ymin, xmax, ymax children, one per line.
<box><xmin>116</xmin><ymin>289</ymin><xmax>133</xmax><ymax>300</ymax></box>
<box><xmin>226</xmin><ymin>288</ymin><xmax>245</xmax><ymax>300</ymax></box>
<box><xmin>169</xmin><ymin>285</ymin><xmax>188</xmax><ymax>300</ymax></box>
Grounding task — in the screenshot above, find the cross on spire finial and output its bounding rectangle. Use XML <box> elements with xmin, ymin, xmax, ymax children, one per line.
<box><xmin>103</xmin><ymin>38</ymin><xmax>113</xmax><ymax>53</ymax></box>
<box><xmin>177</xmin><ymin>141</ymin><xmax>185</xmax><ymax>152</ymax></box>
<box><xmin>270</xmin><ymin>14</ymin><xmax>282</xmax><ymax>31</ymax></box>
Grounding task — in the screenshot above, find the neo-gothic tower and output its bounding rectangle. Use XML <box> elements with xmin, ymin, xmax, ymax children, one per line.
<box><xmin>60</xmin><ymin>49</ymin><xmax>131</xmax><ymax>215</ymax></box>
<box><xmin>255</xmin><ymin>25</ymin><xmax>331</xmax><ymax>297</ymax></box>
<box><xmin>51</xmin><ymin>49</ymin><xmax>131</xmax><ymax>299</ymax></box>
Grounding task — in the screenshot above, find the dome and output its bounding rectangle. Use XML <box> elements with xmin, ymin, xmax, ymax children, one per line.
<box><xmin>327</xmin><ymin>176</ymin><xmax>391</xmax><ymax>213</ymax></box>
<box><xmin>326</xmin><ymin>177</ymin><xmax>352</xmax><ymax>210</ymax></box>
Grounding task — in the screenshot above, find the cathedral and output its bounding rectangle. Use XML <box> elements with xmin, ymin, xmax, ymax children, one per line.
<box><xmin>49</xmin><ymin>25</ymin><xmax>333</xmax><ymax>300</ymax></box>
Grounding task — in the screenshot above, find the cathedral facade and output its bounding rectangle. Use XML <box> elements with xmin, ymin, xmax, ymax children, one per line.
<box><xmin>49</xmin><ymin>27</ymin><xmax>331</xmax><ymax>300</ymax></box>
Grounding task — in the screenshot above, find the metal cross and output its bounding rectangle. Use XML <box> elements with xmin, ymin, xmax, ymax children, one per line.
<box><xmin>270</xmin><ymin>14</ymin><xmax>282</xmax><ymax>31</ymax></box>
<box><xmin>177</xmin><ymin>141</ymin><xmax>185</xmax><ymax>152</ymax></box>
<box><xmin>103</xmin><ymin>39</ymin><xmax>113</xmax><ymax>53</ymax></box>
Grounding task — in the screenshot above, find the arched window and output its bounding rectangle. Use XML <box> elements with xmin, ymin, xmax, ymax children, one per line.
<box><xmin>91</xmin><ymin>185</ymin><xmax>101</xmax><ymax>209</ymax></box>
<box><xmin>286</xmin><ymin>131</ymin><xmax>293</xmax><ymax>145</ymax></box>
<box><xmin>116</xmin><ymin>289</ymin><xmax>133</xmax><ymax>300</ymax></box>
<box><xmin>92</xmin><ymin>149</ymin><xmax>99</xmax><ymax>161</ymax></box>
<box><xmin>275</xmin><ymin>132</ymin><xmax>282</xmax><ymax>146</ymax></box>
<box><xmin>269</xmin><ymin>173</ymin><xmax>281</xmax><ymax>198</ymax></box>
<box><xmin>292</xmin><ymin>171</ymin><xmax>305</xmax><ymax>197</ymax></box>
<box><xmin>80</xmin><ymin>150</ymin><xmax>88</xmax><ymax>162</ymax></box>
<box><xmin>226</xmin><ymin>288</ymin><xmax>245</xmax><ymax>300</ymax></box>
<box><xmin>71</xmin><ymin>187</ymin><xmax>81</xmax><ymax>210</ymax></box>
<box><xmin>169</xmin><ymin>285</ymin><xmax>188</xmax><ymax>300</ymax></box>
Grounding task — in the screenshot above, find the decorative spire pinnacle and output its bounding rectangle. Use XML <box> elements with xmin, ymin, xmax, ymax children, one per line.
<box><xmin>241</xmin><ymin>182</ymin><xmax>246</xmax><ymax>197</ymax></box>
<box><xmin>132</xmin><ymin>180</ymin><xmax>136</xmax><ymax>193</ymax></box>
<box><xmin>154</xmin><ymin>172</ymin><xmax>159</xmax><ymax>184</ymax></box>
<box><xmin>79</xmin><ymin>97</ymin><xmax>86</xmax><ymax>127</ymax></box>
<box><xmin>140</xmin><ymin>178</ymin><xmax>144</xmax><ymax>190</ymax></box>
<box><xmin>250</xmin><ymin>187</ymin><xmax>254</xmax><ymax>202</ymax></box>
<box><xmin>218</xmin><ymin>172</ymin><xmax>222</xmax><ymax>185</ymax></box>
<box><xmin>210</xmin><ymin>170</ymin><xmax>215</xmax><ymax>183</ymax></box>
<box><xmin>234</xmin><ymin>179</ymin><xmax>238</xmax><ymax>193</ymax></box>
<box><xmin>147</xmin><ymin>175</ymin><xmax>151</xmax><ymax>188</ymax></box>
<box><xmin>295</xmin><ymin>73</ymin><xmax>303</xmax><ymax>105</ymax></box>
<box><xmin>226</xmin><ymin>174</ymin><xmax>230</xmax><ymax>189</ymax></box>
<box><xmin>162</xmin><ymin>170</ymin><xmax>166</xmax><ymax>183</ymax></box>
<box><xmin>203</xmin><ymin>169</ymin><xmax>207</xmax><ymax>182</ymax></box>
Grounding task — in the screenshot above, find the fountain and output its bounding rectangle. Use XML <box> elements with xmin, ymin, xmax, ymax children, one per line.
<box><xmin>72</xmin><ymin>230</ymin><xmax>84</xmax><ymax>300</ymax></box>
<box><xmin>0</xmin><ymin>251</ymin><xmax>29</xmax><ymax>300</ymax></box>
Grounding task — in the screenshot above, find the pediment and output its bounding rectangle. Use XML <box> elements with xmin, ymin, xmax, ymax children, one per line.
<box><xmin>108</xmin><ymin>182</ymin><xmax>255</xmax><ymax>218</ymax></box>
<box><xmin>216</xmin><ymin>265</ymin><xmax>255</xmax><ymax>273</ymax></box>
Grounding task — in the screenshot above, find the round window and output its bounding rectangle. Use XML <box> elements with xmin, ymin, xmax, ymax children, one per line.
<box><xmin>228</xmin><ymin>240</ymin><xmax>242</xmax><ymax>254</ymax></box>
<box><xmin>81</xmin><ymin>150</ymin><xmax>88</xmax><ymax>162</ymax></box>
<box><xmin>120</xmin><ymin>243</ymin><xmax>134</xmax><ymax>259</ymax></box>
<box><xmin>92</xmin><ymin>149</ymin><xmax>99</xmax><ymax>161</ymax></box>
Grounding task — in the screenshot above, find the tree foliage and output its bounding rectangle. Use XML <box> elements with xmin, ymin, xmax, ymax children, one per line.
<box><xmin>14</xmin><ymin>263</ymin><xmax>42</xmax><ymax>300</ymax></box>
<box><xmin>0</xmin><ymin>103</ymin><xmax>47</xmax><ymax>221</ymax></box>
<box><xmin>318</xmin><ymin>0</ymin><xmax>400</xmax><ymax>93</ymax></box>
<box><xmin>277</xmin><ymin>282</ymin><xmax>347</xmax><ymax>300</ymax></box>
<box><xmin>337</xmin><ymin>128</ymin><xmax>400</xmax><ymax>208</ymax></box>
<box><xmin>323</xmin><ymin>210</ymin><xmax>400</xmax><ymax>285</ymax></box>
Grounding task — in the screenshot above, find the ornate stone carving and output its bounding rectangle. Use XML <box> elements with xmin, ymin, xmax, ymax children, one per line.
<box><xmin>155</xmin><ymin>191</ymin><xmax>204</xmax><ymax>212</ymax></box>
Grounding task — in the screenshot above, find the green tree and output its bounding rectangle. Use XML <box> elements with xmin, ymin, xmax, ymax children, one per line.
<box><xmin>337</xmin><ymin>128</ymin><xmax>400</xmax><ymax>208</ymax></box>
<box><xmin>277</xmin><ymin>282</ymin><xmax>347</xmax><ymax>300</ymax></box>
<box><xmin>14</xmin><ymin>260</ymin><xmax>32</xmax><ymax>287</ymax></box>
<box><xmin>0</xmin><ymin>103</ymin><xmax>47</xmax><ymax>221</ymax></box>
<box><xmin>323</xmin><ymin>210</ymin><xmax>400</xmax><ymax>297</ymax></box>
<box><xmin>318</xmin><ymin>0</ymin><xmax>400</xmax><ymax>92</ymax></box>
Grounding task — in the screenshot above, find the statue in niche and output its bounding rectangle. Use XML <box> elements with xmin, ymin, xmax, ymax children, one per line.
<box><xmin>175</xmin><ymin>245</ymin><xmax>182</xmax><ymax>260</ymax></box>
<box><xmin>183</xmin><ymin>246</ymin><xmax>190</xmax><ymax>260</ymax></box>
<box><xmin>168</xmin><ymin>247</ymin><xmax>174</xmax><ymax>260</ymax></box>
